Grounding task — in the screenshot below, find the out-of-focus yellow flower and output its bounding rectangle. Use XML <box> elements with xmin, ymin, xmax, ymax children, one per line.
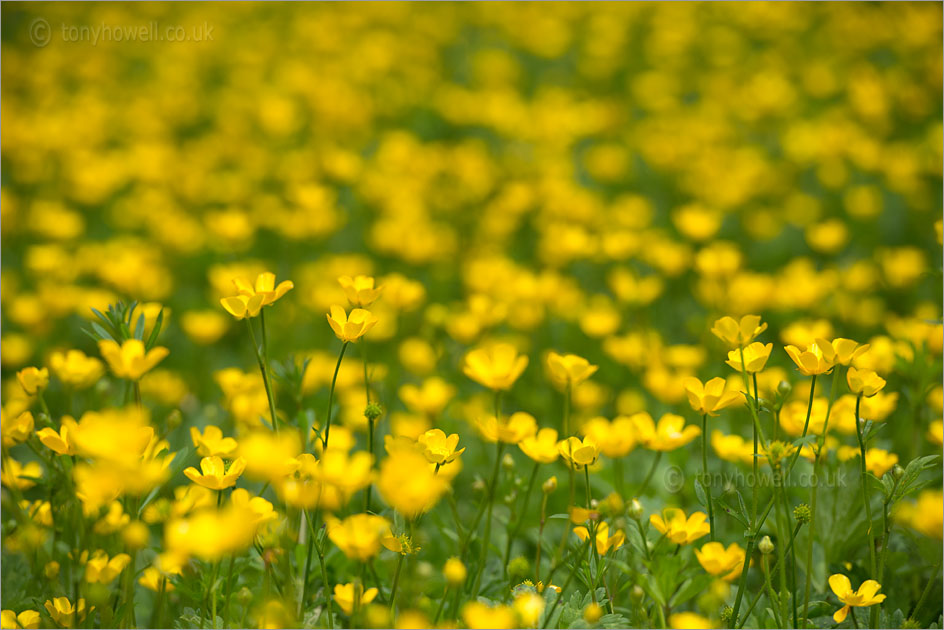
<box><xmin>230</xmin><ymin>488</ymin><xmax>277</xmax><ymax>528</ymax></box>
<box><xmin>43</xmin><ymin>598</ymin><xmax>90</xmax><ymax>628</ymax></box>
<box><xmin>183</xmin><ymin>456</ymin><xmax>246</xmax><ymax>490</ymax></box>
<box><xmin>1</xmin><ymin>459</ymin><xmax>42</xmax><ymax>490</ymax></box>
<box><xmin>416</xmin><ymin>429</ymin><xmax>464</xmax><ymax>465</ymax></box>
<box><xmin>632</xmin><ymin>412</ymin><xmax>701</xmax><ymax>451</ymax></box>
<box><xmin>847</xmin><ymin>367</ymin><xmax>886</xmax><ymax>397</ymax></box>
<box><xmin>138</xmin><ymin>567</ymin><xmax>175</xmax><ymax>592</ymax></box>
<box><xmin>650</xmin><ymin>508</ymin><xmax>711</xmax><ymax>544</ymax></box>
<box><xmin>334</xmin><ymin>582</ymin><xmax>377</xmax><ymax>615</ymax></box>
<box><xmin>828</xmin><ymin>574</ymin><xmax>885</xmax><ymax>623</ymax></box>
<box><xmin>326</xmin><ymin>305</ymin><xmax>379</xmax><ymax>343</ymax></box>
<box><xmin>823</xmin><ymin>338</ymin><xmax>870</xmax><ymax>366</ymax></box>
<box><xmin>695</xmin><ymin>542</ymin><xmax>746</xmax><ymax>581</ymax></box>
<box><xmin>92</xmin><ymin>501</ymin><xmax>129</xmax><ymax>534</ymax></box>
<box><xmin>233</xmin><ymin>272</ymin><xmax>294</xmax><ymax>308</ymax></box>
<box><xmin>928</xmin><ymin>420</ymin><xmax>943</xmax><ymax>447</ymax></box>
<box><xmin>1</xmin><ymin>411</ymin><xmax>33</xmax><ymax>446</ymax></box>
<box><xmin>711</xmin><ymin>431</ymin><xmax>755</xmax><ymax>466</ymax></box>
<box><xmin>784</xmin><ymin>340</ymin><xmax>835</xmax><ymax>376</ymax></box>
<box><xmin>190</xmin><ymin>425</ymin><xmax>238</xmax><ymax>458</ymax></box>
<box><xmin>684</xmin><ymin>377</ymin><xmax>741</xmax><ymax>416</ymax></box>
<box><xmin>669</xmin><ymin>612</ymin><xmax>716</xmax><ymax>629</ymax></box>
<box><xmin>398</xmin><ymin>377</ymin><xmax>456</xmax><ymax>417</ymax></box>
<box><xmin>513</xmin><ymin>590</ymin><xmax>545</xmax><ymax>628</ymax></box>
<box><xmin>710</xmin><ymin>315</ymin><xmax>767</xmax><ymax>348</ymax></box>
<box><xmin>519</xmin><ymin>428</ymin><xmax>559</xmax><ymax>463</ymax></box>
<box><xmin>724</xmin><ymin>342</ymin><xmax>773</xmax><ymax>374</ymax></box>
<box><xmin>462</xmin><ymin>602</ymin><xmax>517</xmax><ymax>629</ymax></box>
<box><xmin>164</xmin><ymin>502</ymin><xmax>258</xmax><ymax>562</ymax></box>
<box><xmin>894</xmin><ymin>490</ymin><xmax>942</xmax><ymax>539</ymax></box>
<box><xmin>546</xmin><ymin>351</ymin><xmax>598</xmax><ymax>390</ymax></box>
<box><xmin>557</xmin><ymin>436</ymin><xmax>599</xmax><ymax>468</ymax></box>
<box><xmin>327</xmin><ymin>513</ymin><xmax>391</xmax><ymax>561</ymax></box>
<box><xmin>180</xmin><ymin>310</ymin><xmax>228</xmax><ymax>345</ymax></box>
<box><xmin>573</xmin><ymin>521</ymin><xmax>625</xmax><ymax>555</ymax></box>
<box><xmin>463</xmin><ymin>343</ymin><xmax>528</xmax><ymax>391</ymax></box>
<box><xmin>238</xmin><ymin>430</ymin><xmax>302</xmax><ymax>482</ymax></box>
<box><xmin>44</xmin><ymin>561</ymin><xmax>60</xmax><ymax>580</ymax></box>
<box><xmin>49</xmin><ymin>350</ymin><xmax>104</xmax><ymax>389</ymax></box>
<box><xmin>443</xmin><ymin>557</ymin><xmax>467</xmax><ymax>586</ymax></box>
<box><xmin>381</xmin><ymin>532</ymin><xmax>420</xmax><ymax>556</ymax></box>
<box><xmin>580</xmin><ymin>416</ymin><xmax>635</xmax><ymax>458</ymax></box>
<box><xmin>85</xmin><ymin>550</ymin><xmax>131</xmax><ymax>584</ymax></box>
<box><xmin>1</xmin><ymin>610</ymin><xmax>40</xmax><ymax>630</ymax></box>
<box><xmin>377</xmin><ymin>448</ymin><xmax>449</xmax><ymax>519</ymax></box>
<box><xmin>338</xmin><ymin>275</ymin><xmax>383</xmax><ymax>307</ymax></box>
<box><xmin>98</xmin><ymin>339</ymin><xmax>169</xmax><ymax>381</ymax></box>
<box><xmin>16</xmin><ymin>367</ymin><xmax>48</xmax><ymax>396</ymax></box>
<box><xmin>476</xmin><ymin>411</ymin><xmax>537</xmax><ymax>444</ymax></box>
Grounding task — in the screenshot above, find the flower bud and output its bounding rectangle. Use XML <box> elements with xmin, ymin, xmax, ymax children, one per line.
<box><xmin>472</xmin><ymin>479</ymin><xmax>486</xmax><ymax>493</ymax></box>
<box><xmin>584</xmin><ymin>602</ymin><xmax>603</xmax><ymax>624</ymax></box>
<box><xmin>777</xmin><ymin>380</ymin><xmax>792</xmax><ymax>397</ymax></box>
<box><xmin>630</xmin><ymin>585</ymin><xmax>645</xmax><ymax>603</ymax></box>
<box><xmin>758</xmin><ymin>535</ymin><xmax>774</xmax><ymax>555</ymax></box>
<box><xmin>793</xmin><ymin>503</ymin><xmax>812</xmax><ymax>524</ymax></box>
<box><xmin>628</xmin><ymin>498</ymin><xmax>644</xmax><ymax>520</ymax></box>
<box><xmin>720</xmin><ymin>606</ymin><xmax>735</xmax><ymax>627</ymax></box>
<box><xmin>364</xmin><ymin>402</ymin><xmax>383</xmax><ymax>421</ymax></box>
<box><xmin>542</xmin><ymin>476</ymin><xmax>558</xmax><ymax>494</ymax></box>
<box><xmin>507</xmin><ymin>556</ymin><xmax>530</xmax><ymax>580</ymax></box>
<box><xmin>502</xmin><ymin>453</ymin><xmax>515</xmax><ymax>471</ymax></box>
<box><xmin>892</xmin><ymin>464</ymin><xmax>905</xmax><ymax>480</ymax></box>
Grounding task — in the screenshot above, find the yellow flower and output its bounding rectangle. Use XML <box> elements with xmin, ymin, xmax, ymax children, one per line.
<box><xmin>326</xmin><ymin>305</ymin><xmax>379</xmax><ymax>343</ymax></box>
<box><xmin>573</xmin><ymin>521</ymin><xmax>625</xmax><ymax>555</ymax></box>
<box><xmin>443</xmin><ymin>557</ymin><xmax>467</xmax><ymax>586</ymax></box>
<box><xmin>381</xmin><ymin>532</ymin><xmax>420</xmax><ymax>555</ymax></box>
<box><xmin>894</xmin><ymin>490</ymin><xmax>942</xmax><ymax>539</ymax></box>
<box><xmin>338</xmin><ymin>275</ymin><xmax>383</xmax><ymax>307</ymax></box>
<box><xmin>138</xmin><ymin>567</ymin><xmax>175</xmax><ymax>593</ymax></box>
<box><xmin>669</xmin><ymin>612</ymin><xmax>716</xmax><ymax>629</ymax></box>
<box><xmin>180</xmin><ymin>310</ymin><xmax>229</xmax><ymax>345</ymax></box>
<box><xmin>164</xmin><ymin>503</ymin><xmax>258</xmax><ymax>562</ymax></box>
<box><xmin>0</xmin><ymin>610</ymin><xmax>40</xmax><ymax>629</ymax></box>
<box><xmin>327</xmin><ymin>513</ymin><xmax>391</xmax><ymax>561</ymax></box>
<box><xmin>462</xmin><ymin>602</ymin><xmax>517</xmax><ymax>630</ymax></box>
<box><xmin>632</xmin><ymin>412</ymin><xmax>701</xmax><ymax>451</ymax></box>
<box><xmin>828</xmin><ymin>574</ymin><xmax>886</xmax><ymax>623</ymax></box>
<box><xmin>377</xmin><ymin>448</ymin><xmax>449</xmax><ymax>519</ymax></box>
<box><xmin>220</xmin><ymin>293</ymin><xmax>264</xmax><ymax>320</ymax></box>
<box><xmin>398</xmin><ymin>377</ymin><xmax>456</xmax><ymax>417</ymax></box>
<box><xmin>684</xmin><ymin>377</ymin><xmax>741</xmax><ymax>416</ymax></box>
<box><xmin>724</xmin><ymin>342</ymin><xmax>773</xmax><ymax>374</ymax></box>
<box><xmin>710</xmin><ymin>315</ymin><xmax>767</xmax><ymax>348</ymax></box>
<box><xmin>16</xmin><ymin>367</ymin><xmax>48</xmax><ymax>396</ymax></box>
<box><xmin>462</xmin><ymin>343</ymin><xmax>528</xmax><ymax>391</ymax></box>
<box><xmin>476</xmin><ymin>411</ymin><xmax>538</xmax><ymax>444</ymax></box>
<box><xmin>513</xmin><ymin>591</ymin><xmax>545</xmax><ymax>628</ymax></box>
<box><xmin>416</xmin><ymin>429</ymin><xmax>465</xmax><ymax>465</ymax></box>
<box><xmin>650</xmin><ymin>508</ymin><xmax>711</xmax><ymax>545</ymax></box>
<box><xmin>35</xmin><ymin>417</ymin><xmax>78</xmax><ymax>455</ymax></box>
<box><xmin>557</xmin><ymin>436</ymin><xmax>599</xmax><ymax>468</ymax></box>
<box><xmin>847</xmin><ymin>367</ymin><xmax>887</xmax><ymax>397</ymax></box>
<box><xmin>43</xmin><ymin>597</ymin><xmax>90</xmax><ymax>628</ymax></box>
<box><xmin>183</xmin><ymin>456</ymin><xmax>246</xmax><ymax>490</ymax></box>
<box><xmin>823</xmin><ymin>338</ymin><xmax>871</xmax><ymax>366</ymax></box>
<box><xmin>49</xmin><ymin>350</ymin><xmax>104</xmax><ymax>389</ymax></box>
<box><xmin>238</xmin><ymin>429</ymin><xmax>302</xmax><ymax>482</ymax></box>
<box><xmin>333</xmin><ymin>582</ymin><xmax>377</xmax><ymax>615</ymax></box>
<box><xmin>784</xmin><ymin>340</ymin><xmax>835</xmax><ymax>376</ymax></box>
<box><xmin>1</xmin><ymin>411</ymin><xmax>34</xmax><ymax>447</ymax></box>
<box><xmin>85</xmin><ymin>550</ymin><xmax>131</xmax><ymax>584</ymax></box>
<box><xmin>189</xmin><ymin>425</ymin><xmax>238</xmax><ymax>458</ymax></box>
<box><xmin>234</xmin><ymin>272</ymin><xmax>294</xmax><ymax>308</ymax></box>
<box><xmin>1</xmin><ymin>459</ymin><xmax>42</xmax><ymax>490</ymax></box>
<box><xmin>581</xmin><ymin>415</ymin><xmax>636</xmax><ymax>457</ymax></box>
<box><xmin>230</xmin><ymin>488</ymin><xmax>278</xmax><ymax>528</ymax></box>
<box><xmin>862</xmin><ymin>449</ymin><xmax>899</xmax><ymax>477</ymax></box>
<box><xmin>519</xmin><ymin>428</ymin><xmax>560</xmax><ymax>464</ymax></box>
<box><xmin>928</xmin><ymin>420</ymin><xmax>943</xmax><ymax>447</ymax></box>
<box><xmin>98</xmin><ymin>339</ymin><xmax>169</xmax><ymax>381</ymax></box>
<box><xmin>695</xmin><ymin>541</ymin><xmax>746</xmax><ymax>581</ymax></box>
<box><xmin>711</xmin><ymin>431</ymin><xmax>755</xmax><ymax>466</ymax></box>
<box><xmin>546</xmin><ymin>351</ymin><xmax>598</xmax><ymax>389</ymax></box>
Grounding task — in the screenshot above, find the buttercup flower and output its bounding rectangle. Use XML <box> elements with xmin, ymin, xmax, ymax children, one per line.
<box><xmin>327</xmin><ymin>513</ymin><xmax>391</xmax><ymax>561</ymax></box>
<box><xmin>43</xmin><ymin>597</ymin><xmax>90</xmax><ymax>628</ymax></box>
<box><xmin>190</xmin><ymin>425</ymin><xmax>238</xmax><ymax>458</ymax></box>
<box><xmin>546</xmin><ymin>351</ymin><xmax>598</xmax><ymax>389</ymax></box>
<box><xmin>573</xmin><ymin>521</ymin><xmax>625</xmax><ymax>555</ymax></box>
<box><xmin>784</xmin><ymin>340</ymin><xmax>835</xmax><ymax>376</ymax></box>
<box><xmin>138</xmin><ymin>567</ymin><xmax>175</xmax><ymax>593</ymax></box>
<box><xmin>828</xmin><ymin>574</ymin><xmax>886</xmax><ymax>623</ymax></box>
<box><xmin>632</xmin><ymin>412</ymin><xmax>701</xmax><ymax>451</ymax></box>
<box><xmin>476</xmin><ymin>412</ymin><xmax>537</xmax><ymax>444</ymax></box>
<box><xmin>443</xmin><ymin>557</ymin><xmax>467</xmax><ymax>586</ymax></box>
<box><xmin>183</xmin><ymin>456</ymin><xmax>246</xmax><ymax>491</ymax></box>
<box><xmin>416</xmin><ymin>429</ymin><xmax>465</xmax><ymax>465</ymax></box>
<box><xmin>463</xmin><ymin>343</ymin><xmax>528</xmax><ymax>391</ymax></box>
<box><xmin>399</xmin><ymin>377</ymin><xmax>456</xmax><ymax>417</ymax></box>
<box><xmin>85</xmin><ymin>550</ymin><xmax>132</xmax><ymax>584</ymax></box>
<box><xmin>1</xmin><ymin>459</ymin><xmax>42</xmax><ymax>490</ymax></box>
<box><xmin>684</xmin><ymin>377</ymin><xmax>741</xmax><ymax>416</ymax></box>
<box><xmin>377</xmin><ymin>448</ymin><xmax>449</xmax><ymax>519</ymax></box>
<box><xmin>16</xmin><ymin>367</ymin><xmax>48</xmax><ymax>396</ymax></box>
<box><xmin>724</xmin><ymin>342</ymin><xmax>773</xmax><ymax>374</ymax></box>
<box><xmin>462</xmin><ymin>602</ymin><xmax>517</xmax><ymax>630</ymax></box>
<box><xmin>710</xmin><ymin>315</ymin><xmax>767</xmax><ymax>348</ymax></box>
<box><xmin>695</xmin><ymin>541</ymin><xmax>746</xmax><ymax>581</ymax></box>
<box><xmin>333</xmin><ymin>582</ymin><xmax>377</xmax><ymax>615</ymax></box>
<box><xmin>557</xmin><ymin>436</ymin><xmax>599</xmax><ymax>468</ymax></box>
<box><xmin>326</xmin><ymin>305</ymin><xmax>378</xmax><ymax>343</ymax></box>
<box><xmin>823</xmin><ymin>338</ymin><xmax>871</xmax><ymax>366</ymax></box>
<box><xmin>1</xmin><ymin>411</ymin><xmax>34</xmax><ymax>447</ymax></box>
<box><xmin>847</xmin><ymin>367</ymin><xmax>887</xmax><ymax>397</ymax></box>
<box><xmin>0</xmin><ymin>610</ymin><xmax>39</xmax><ymax>629</ymax></box>
<box><xmin>338</xmin><ymin>275</ymin><xmax>383</xmax><ymax>307</ymax></box>
<box><xmin>234</xmin><ymin>272</ymin><xmax>294</xmax><ymax>308</ymax></box>
<box><xmin>98</xmin><ymin>339</ymin><xmax>169</xmax><ymax>381</ymax></box>
<box><xmin>519</xmin><ymin>428</ymin><xmax>560</xmax><ymax>464</ymax></box>
<box><xmin>580</xmin><ymin>416</ymin><xmax>635</xmax><ymax>458</ymax></box>
<box><xmin>49</xmin><ymin>350</ymin><xmax>104</xmax><ymax>389</ymax></box>
<box><xmin>650</xmin><ymin>508</ymin><xmax>711</xmax><ymax>544</ymax></box>
<box><xmin>220</xmin><ymin>293</ymin><xmax>264</xmax><ymax>320</ymax></box>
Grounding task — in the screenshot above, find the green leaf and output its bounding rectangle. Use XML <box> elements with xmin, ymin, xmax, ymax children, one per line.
<box><xmin>146</xmin><ymin>308</ymin><xmax>165</xmax><ymax>350</ymax></box>
<box><xmin>694</xmin><ymin>477</ymin><xmax>707</xmax><ymax>507</ymax></box>
<box><xmin>134</xmin><ymin>312</ymin><xmax>145</xmax><ymax>340</ymax></box>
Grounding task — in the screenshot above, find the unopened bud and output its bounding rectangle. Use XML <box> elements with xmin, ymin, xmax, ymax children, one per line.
<box><xmin>583</xmin><ymin>602</ymin><xmax>603</xmax><ymax>624</ymax></box>
<box><xmin>630</xmin><ymin>585</ymin><xmax>644</xmax><ymax>603</ymax></box>
<box><xmin>364</xmin><ymin>402</ymin><xmax>383</xmax><ymax>421</ymax></box>
<box><xmin>777</xmin><ymin>381</ymin><xmax>792</xmax><ymax>397</ymax></box>
<box><xmin>628</xmin><ymin>498</ymin><xmax>644</xmax><ymax>520</ymax></box>
<box><xmin>507</xmin><ymin>556</ymin><xmax>530</xmax><ymax>579</ymax></box>
<box><xmin>758</xmin><ymin>535</ymin><xmax>774</xmax><ymax>555</ymax></box>
<box><xmin>542</xmin><ymin>476</ymin><xmax>558</xmax><ymax>494</ymax></box>
<box><xmin>892</xmin><ymin>464</ymin><xmax>905</xmax><ymax>481</ymax></box>
<box><xmin>472</xmin><ymin>479</ymin><xmax>486</xmax><ymax>493</ymax></box>
<box><xmin>794</xmin><ymin>503</ymin><xmax>812</xmax><ymax>524</ymax></box>
<box><xmin>720</xmin><ymin>606</ymin><xmax>735</xmax><ymax>627</ymax></box>
<box><xmin>502</xmin><ymin>453</ymin><xmax>515</xmax><ymax>471</ymax></box>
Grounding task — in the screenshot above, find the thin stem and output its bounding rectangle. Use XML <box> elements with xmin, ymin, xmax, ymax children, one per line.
<box><xmin>701</xmin><ymin>413</ymin><xmax>715</xmax><ymax>542</ymax></box>
<box><xmin>635</xmin><ymin>519</ymin><xmax>652</xmax><ymax>562</ymax></box>
<box><xmin>323</xmin><ymin>341</ymin><xmax>349</xmax><ymax>450</ymax></box>
<box><xmin>854</xmin><ymin>394</ymin><xmax>878</xmax><ymax>627</ymax></box>
<box><xmin>761</xmin><ymin>555</ymin><xmax>783</xmax><ymax>629</ymax></box>
<box><xmin>636</xmin><ymin>451</ymin><xmax>662</xmax><ymax>497</ymax></box>
<box><xmin>388</xmin><ymin>554</ymin><xmax>404</xmax><ymax>615</ymax></box>
<box><xmin>785</xmin><ymin>375</ymin><xmax>817</xmax><ymax>474</ymax></box>
<box><xmin>739</xmin><ymin>522</ymin><xmax>803</xmax><ymax>628</ymax></box>
<box><xmin>317</xmin><ymin>538</ymin><xmax>334</xmax><ymax>629</ymax></box>
<box><xmin>247</xmin><ymin>317</ymin><xmax>279</xmax><ymax>434</ymax></box>
<box><xmin>563</xmin><ymin>384</ymin><xmax>571</xmax><ymax>436</ymax></box>
<box><xmin>471</xmin><ymin>438</ymin><xmax>505</xmax><ymax>598</ymax></box>
<box><xmin>503</xmin><ymin>461</ymin><xmax>540</xmax><ymax>573</ymax></box>
<box><xmin>540</xmin><ymin>539</ymin><xmax>593</xmax><ymax>629</ymax></box>
<box><xmin>730</xmin><ymin>534</ymin><xmax>756</xmax><ymax>626</ymax></box>
<box><xmin>851</xmin><ymin>607</ymin><xmax>859</xmax><ymax>629</ymax></box>
<box><xmin>909</xmin><ymin>556</ymin><xmax>943</xmax><ymax>620</ymax></box>
<box><xmin>773</xmin><ymin>467</ymin><xmax>790</xmax><ymax>628</ymax></box>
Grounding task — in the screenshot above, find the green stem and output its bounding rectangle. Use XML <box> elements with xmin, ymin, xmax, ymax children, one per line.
<box><xmin>502</xmin><ymin>461</ymin><xmax>540</xmax><ymax>574</ymax></box>
<box><xmin>773</xmin><ymin>468</ymin><xmax>790</xmax><ymax>628</ymax></box>
<box><xmin>636</xmin><ymin>451</ymin><xmax>662</xmax><ymax>497</ymax></box>
<box><xmin>323</xmin><ymin>342</ymin><xmax>349</xmax><ymax>450</ymax></box>
<box><xmin>471</xmin><ymin>439</ymin><xmax>505</xmax><ymax>598</ymax></box>
<box><xmin>317</xmin><ymin>538</ymin><xmax>334</xmax><ymax>629</ymax></box>
<box><xmin>247</xmin><ymin>317</ymin><xmax>279</xmax><ymax>434</ymax></box>
<box><xmin>730</xmin><ymin>534</ymin><xmax>756</xmax><ymax>626</ymax></box>
<box><xmin>635</xmin><ymin>518</ymin><xmax>652</xmax><ymax>562</ymax></box>
<box><xmin>540</xmin><ymin>539</ymin><xmax>593</xmax><ymax>629</ymax></box>
<box><xmin>739</xmin><ymin>522</ymin><xmax>803</xmax><ymax>628</ymax></box>
<box><xmin>909</xmin><ymin>556</ymin><xmax>943</xmax><ymax>621</ymax></box>
<box><xmin>222</xmin><ymin>554</ymin><xmax>236</xmax><ymax>627</ymax></box>
<box><xmin>761</xmin><ymin>555</ymin><xmax>783</xmax><ymax>628</ymax></box>
<box><xmin>785</xmin><ymin>375</ymin><xmax>817</xmax><ymax>474</ymax></box>
<box><xmin>701</xmin><ymin>413</ymin><xmax>715</xmax><ymax>542</ymax></box>
<box><xmin>389</xmin><ymin>554</ymin><xmax>404</xmax><ymax>615</ymax></box>
<box><xmin>854</xmin><ymin>394</ymin><xmax>877</xmax><ymax>628</ymax></box>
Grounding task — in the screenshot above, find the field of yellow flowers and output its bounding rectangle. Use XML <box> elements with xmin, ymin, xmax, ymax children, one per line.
<box><xmin>1</xmin><ymin>3</ymin><xmax>943</xmax><ymax>629</ymax></box>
